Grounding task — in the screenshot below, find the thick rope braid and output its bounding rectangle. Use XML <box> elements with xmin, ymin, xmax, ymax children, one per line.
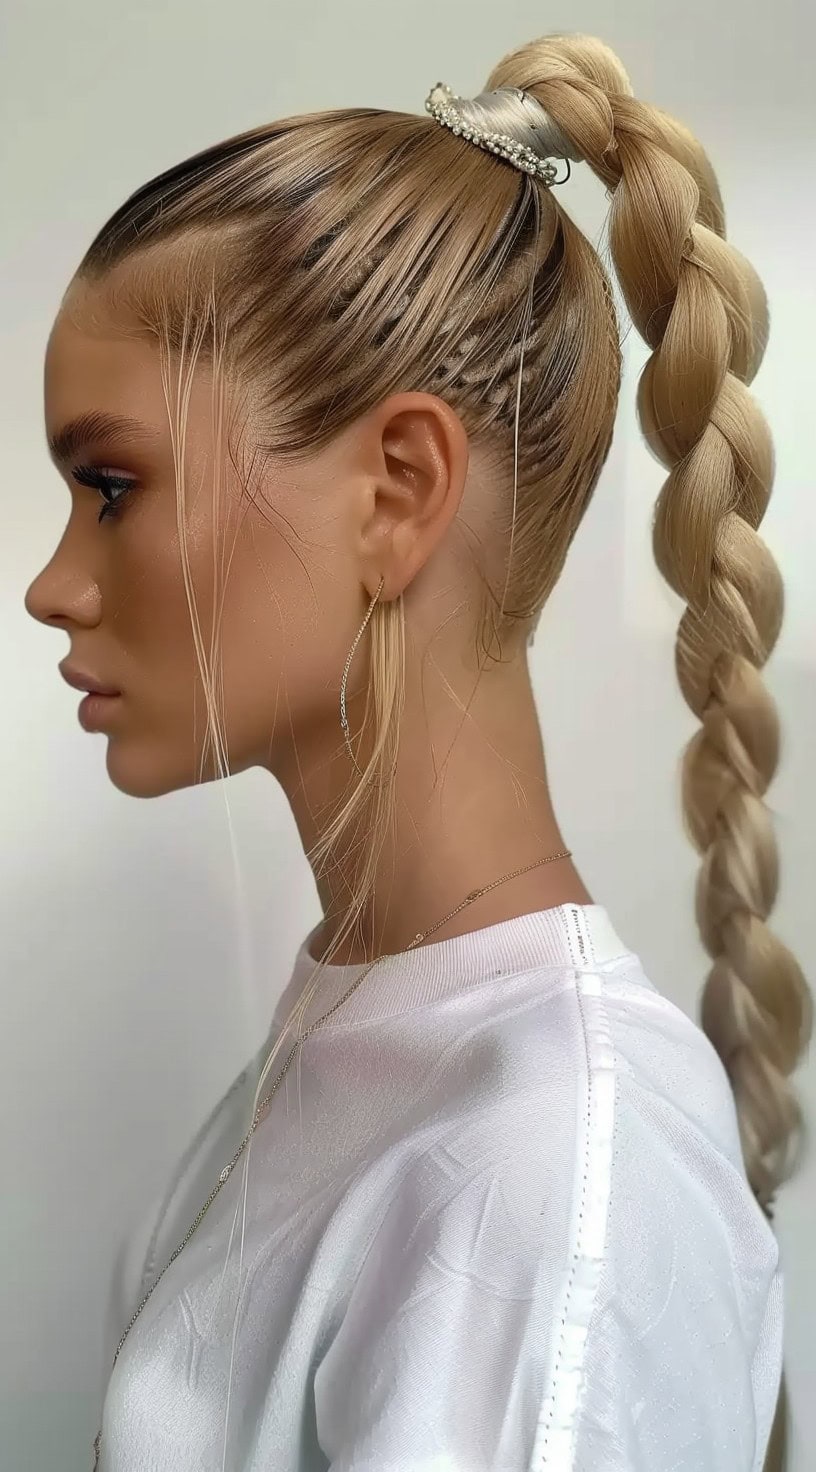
<box><xmin>486</xmin><ymin>35</ymin><xmax>812</xmax><ymax>1217</ymax></box>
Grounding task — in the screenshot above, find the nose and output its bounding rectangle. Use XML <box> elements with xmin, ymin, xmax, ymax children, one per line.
<box><xmin>24</xmin><ymin>551</ymin><xmax>101</xmax><ymax>631</ymax></box>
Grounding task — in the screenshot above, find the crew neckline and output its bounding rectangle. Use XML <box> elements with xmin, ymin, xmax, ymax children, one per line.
<box><xmin>272</xmin><ymin>903</ymin><xmax>632</xmax><ymax>1031</ymax></box>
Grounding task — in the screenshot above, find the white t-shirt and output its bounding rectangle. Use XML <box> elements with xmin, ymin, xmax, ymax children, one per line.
<box><xmin>98</xmin><ymin>903</ymin><xmax>782</xmax><ymax>1471</ymax></box>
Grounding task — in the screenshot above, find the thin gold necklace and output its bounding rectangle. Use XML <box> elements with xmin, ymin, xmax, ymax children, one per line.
<box><xmin>92</xmin><ymin>847</ymin><xmax>571</xmax><ymax>1469</ymax></box>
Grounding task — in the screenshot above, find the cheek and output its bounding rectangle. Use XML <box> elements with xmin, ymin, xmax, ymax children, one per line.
<box><xmin>112</xmin><ymin>538</ymin><xmax>201</xmax><ymax>709</ymax></box>
<box><xmin>100</xmin><ymin>502</ymin><xmax>216</xmax><ymax>776</ymax></box>
<box><xmin>215</xmin><ymin>557</ymin><xmax>344</xmax><ymax>754</ymax></box>
<box><xmin>104</xmin><ymin>485</ymin><xmax>355</xmax><ymax>786</ymax></box>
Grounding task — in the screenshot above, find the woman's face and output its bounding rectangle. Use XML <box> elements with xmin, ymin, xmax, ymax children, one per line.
<box><xmin>25</xmin><ymin>279</ymin><xmax>362</xmax><ymax>800</ymax></box>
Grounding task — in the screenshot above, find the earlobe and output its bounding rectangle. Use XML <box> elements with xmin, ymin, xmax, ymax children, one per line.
<box><xmin>363</xmin><ymin>570</ymin><xmax>388</xmax><ymax>604</ymax></box>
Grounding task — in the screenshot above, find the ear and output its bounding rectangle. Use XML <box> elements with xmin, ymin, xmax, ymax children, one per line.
<box><xmin>353</xmin><ymin>393</ymin><xmax>469</xmax><ymax>601</ymax></box>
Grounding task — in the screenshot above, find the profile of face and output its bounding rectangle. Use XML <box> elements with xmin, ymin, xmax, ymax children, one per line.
<box><xmin>24</xmin><ymin>279</ymin><xmax>388</xmax><ymax>801</ymax></box>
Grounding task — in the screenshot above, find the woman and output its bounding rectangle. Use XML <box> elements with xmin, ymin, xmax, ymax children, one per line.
<box><xmin>25</xmin><ymin>30</ymin><xmax>810</xmax><ymax>1472</ymax></box>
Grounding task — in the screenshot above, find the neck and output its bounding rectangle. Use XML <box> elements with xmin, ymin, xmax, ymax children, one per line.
<box><xmin>279</xmin><ymin>655</ymin><xmax>592</xmax><ymax>964</ymax></box>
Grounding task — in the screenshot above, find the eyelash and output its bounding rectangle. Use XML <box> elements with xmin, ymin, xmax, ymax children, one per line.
<box><xmin>72</xmin><ymin>463</ymin><xmax>138</xmax><ymax>523</ymax></box>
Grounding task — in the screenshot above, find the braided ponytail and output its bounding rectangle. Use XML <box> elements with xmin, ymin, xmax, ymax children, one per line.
<box><xmin>487</xmin><ymin>33</ymin><xmax>811</xmax><ymax>1470</ymax></box>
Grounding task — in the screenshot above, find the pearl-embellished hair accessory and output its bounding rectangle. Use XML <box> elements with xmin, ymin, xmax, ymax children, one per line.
<box><xmin>424</xmin><ymin>82</ymin><xmax>582</xmax><ymax>186</ymax></box>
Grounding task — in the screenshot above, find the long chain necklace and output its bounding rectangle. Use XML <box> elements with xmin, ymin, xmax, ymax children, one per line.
<box><xmin>92</xmin><ymin>847</ymin><xmax>571</xmax><ymax>1469</ymax></box>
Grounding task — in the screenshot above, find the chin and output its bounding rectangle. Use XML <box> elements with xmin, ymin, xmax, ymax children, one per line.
<box><xmin>103</xmin><ymin>739</ymin><xmax>220</xmax><ymax>799</ymax></box>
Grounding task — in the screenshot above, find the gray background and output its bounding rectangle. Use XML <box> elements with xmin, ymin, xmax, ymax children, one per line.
<box><xmin>2</xmin><ymin>0</ymin><xmax>814</xmax><ymax>1467</ymax></box>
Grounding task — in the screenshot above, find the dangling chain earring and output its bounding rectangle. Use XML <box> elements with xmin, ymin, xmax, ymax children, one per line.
<box><xmin>339</xmin><ymin>575</ymin><xmax>385</xmax><ymax>774</ymax></box>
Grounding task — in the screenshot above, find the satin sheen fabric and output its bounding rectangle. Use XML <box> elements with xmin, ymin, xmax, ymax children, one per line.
<box><xmin>98</xmin><ymin>904</ymin><xmax>782</xmax><ymax>1471</ymax></box>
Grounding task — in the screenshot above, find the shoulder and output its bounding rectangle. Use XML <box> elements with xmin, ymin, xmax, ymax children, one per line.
<box><xmin>394</xmin><ymin>946</ymin><xmax>750</xmax><ymax>1215</ymax></box>
<box><xmin>449</xmin><ymin>948</ymin><xmax>783</xmax><ymax>1323</ymax></box>
<box><xmin>363</xmin><ymin>945</ymin><xmax>769</xmax><ymax>1217</ymax></box>
<box><xmin>567</xmin><ymin>954</ymin><xmax>783</xmax><ymax>1469</ymax></box>
<box><xmin>324</xmin><ymin>954</ymin><xmax>783</xmax><ymax>1469</ymax></box>
<box><xmin>491</xmin><ymin>952</ymin><xmax>784</xmax><ymax>1470</ymax></box>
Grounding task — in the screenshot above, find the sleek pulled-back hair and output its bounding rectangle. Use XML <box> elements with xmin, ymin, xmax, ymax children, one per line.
<box><xmin>74</xmin><ymin>33</ymin><xmax>810</xmax><ymax>1468</ymax></box>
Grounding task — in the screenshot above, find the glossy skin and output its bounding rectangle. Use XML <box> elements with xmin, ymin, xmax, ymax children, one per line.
<box><xmin>26</xmin><ymin>278</ymin><xmax>590</xmax><ymax>960</ymax></box>
<box><xmin>26</xmin><ymin>281</ymin><xmax>393</xmax><ymax>800</ymax></box>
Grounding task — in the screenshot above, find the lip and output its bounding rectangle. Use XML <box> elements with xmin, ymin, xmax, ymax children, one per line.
<box><xmin>59</xmin><ymin>662</ymin><xmax>121</xmax><ymax>697</ymax></box>
<box><xmin>78</xmin><ymin>691</ymin><xmax>121</xmax><ymax>732</ymax></box>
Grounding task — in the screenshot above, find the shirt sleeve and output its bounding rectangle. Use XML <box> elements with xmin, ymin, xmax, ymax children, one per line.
<box><xmin>311</xmin><ymin>1065</ymin><xmax>783</xmax><ymax>1472</ymax></box>
<box><xmin>570</xmin><ymin>1071</ymin><xmax>784</xmax><ymax>1472</ymax></box>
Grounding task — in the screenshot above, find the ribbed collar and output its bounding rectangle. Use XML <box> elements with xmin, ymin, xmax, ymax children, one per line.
<box><xmin>272</xmin><ymin>903</ymin><xmax>631</xmax><ymax>1031</ymax></box>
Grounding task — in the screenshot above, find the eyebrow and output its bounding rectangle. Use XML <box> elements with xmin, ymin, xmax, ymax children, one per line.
<box><xmin>47</xmin><ymin>411</ymin><xmax>162</xmax><ymax>465</ymax></box>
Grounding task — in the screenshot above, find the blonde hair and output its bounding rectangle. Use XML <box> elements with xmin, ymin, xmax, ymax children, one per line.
<box><xmin>75</xmin><ymin>32</ymin><xmax>811</xmax><ymax>1469</ymax></box>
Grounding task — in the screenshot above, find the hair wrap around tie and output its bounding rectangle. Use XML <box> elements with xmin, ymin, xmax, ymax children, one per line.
<box><xmin>425</xmin><ymin>81</ymin><xmax>582</xmax><ymax>185</ymax></box>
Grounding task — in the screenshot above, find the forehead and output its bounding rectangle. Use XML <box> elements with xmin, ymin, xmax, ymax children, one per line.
<box><xmin>44</xmin><ymin>282</ymin><xmax>164</xmax><ymax>431</ymax></box>
<box><xmin>43</xmin><ymin>279</ymin><xmax>227</xmax><ymax>478</ymax></box>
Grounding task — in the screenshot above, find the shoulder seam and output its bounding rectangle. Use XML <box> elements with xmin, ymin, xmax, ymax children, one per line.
<box><xmin>531</xmin><ymin>963</ymin><xmax>619</xmax><ymax>1469</ymax></box>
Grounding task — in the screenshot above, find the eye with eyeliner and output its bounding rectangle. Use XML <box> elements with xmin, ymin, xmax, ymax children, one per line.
<box><xmin>71</xmin><ymin>463</ymin><xmax>138</xmax><ymax>523</ymax></box>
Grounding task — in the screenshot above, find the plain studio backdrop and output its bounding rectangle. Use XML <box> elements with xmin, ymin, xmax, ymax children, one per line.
<box><xmin>1</xmin><ymin>1</ymin><xmax>814</xmax><ymax>1468</ymax></box>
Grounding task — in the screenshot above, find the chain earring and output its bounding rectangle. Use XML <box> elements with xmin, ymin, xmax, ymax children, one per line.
<box><xmin>339</xmin><ymin>575</ymin><xmax>385</xmax><ymax>773</ymax></box>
